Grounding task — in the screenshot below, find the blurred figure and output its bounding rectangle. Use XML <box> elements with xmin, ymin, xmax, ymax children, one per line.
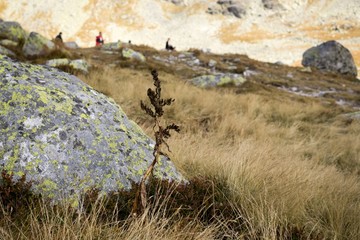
<box><xmin>55</xmin><ymin>32</ymin><xmax>63</xmax><ymax>42</ymax></box>
<box><xmin>96</xmin><ymin>32</ymin><xmax>104</xmax><ymax>46</ymax></box>
<box><xmin>165</xmin><ymin>38</ymin><xmax>175</xmax><ymax>51</ymax></box>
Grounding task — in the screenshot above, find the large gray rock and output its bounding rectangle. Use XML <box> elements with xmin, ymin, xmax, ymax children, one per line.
<box><xmin>0</xmin><ymin>21</ymin><xmax>27</xmax><ymax>43</ymax></box>
<box><xmin>302</xmin><ymin>40</ymin><xmax>357</xmax><ymax>77</ymax></box>
<box><xmin>22</xmin><ymin>32</ymin><xmax>55</xmax><ymax>58</ymax></box>
<box><xmin>226</xmin><ymin>3</ymin><xmax>246</xmax><ymax>18</ymax></box>
<box><xmin>0</xmin><ymin>55</ymin><xmax>184</xmax><ymax>203</ymax></box>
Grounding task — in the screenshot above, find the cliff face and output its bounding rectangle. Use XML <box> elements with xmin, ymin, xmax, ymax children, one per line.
<box><xmin>0</xmin><ymin>0</ymin><xmax>359</xmax><ymax>68</ymax></box>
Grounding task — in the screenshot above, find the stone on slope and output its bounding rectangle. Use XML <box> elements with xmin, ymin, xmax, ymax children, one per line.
<box><xmin>0</xmin><ymin>55</ymin><xmax>184</xmax><ymax>203</ymax></box>
<box><xmin>262</xmin><ymin>0</ymin><xmax>283</xmax><ymax>9</ymax></box>
<box><xmin>0</xmin><ymin>21</ymin><xmax>27</xmax><ymax>43</ymax></box>
<box><xmin>0</xmin><ymin>39</ymin><xmax>18</xmax><ymax>48</ymax></box>
<box><xmin>64</xmin><ymin>41</ymin><xmax>79</xmax><ymax>49</ymax></box>
<box><xmin>190</xmin><ymin>73</ymin><xmax>246</xmax><ymax>88</ymax></box>
<box><xmin>302</xmin><ymin>40</ymin><xmax>357</xmax><ymax>77</ymax></box>
<box><xmin>46</xmin><ymin>58</ymin><xmax>71</xmax><ymax>67</ymax></box>
<box><xmin>46</xmin><ymin>58</ymin><xmax>90</xmax><ymax>74</ymax></box>
<box><xmin>22</xmin><ymin>32</ymin><xmax>55</xmax><ymax>58</ymax></box>
<box><xmin>69</xmin><ymin>59</ymin><xmax>90</xmax><ymax>73</ymax></box>
<box><xmin>101</xmin><ymin>41</ymin><xmax>123</xmax><ymax>51</ymax></box>
<box><xmin>0</xmin><ymin>45</ymin><xmax>15</xmax><ymax>57</ymax></box>
<box><xmin>122</xmin><ymin>48</ymin><xmax>146</xmax><ymax>62</ymax></box>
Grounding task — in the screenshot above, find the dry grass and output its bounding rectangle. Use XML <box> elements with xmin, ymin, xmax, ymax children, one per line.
<box><xmin>2</xmin><ymin>44</ymin><xmax>360</xmax><ymax>238</ymax></box>
<box><xmin>77</xmin><ymin>65</ymin><xmax>360</xmax><ymax>239</ymax></box>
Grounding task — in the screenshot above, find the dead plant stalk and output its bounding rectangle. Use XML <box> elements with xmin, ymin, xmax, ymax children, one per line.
<box><xmin>132</xmin><ymin>70</ymin><xmax>180</xmax><ymax>215</ymax></box>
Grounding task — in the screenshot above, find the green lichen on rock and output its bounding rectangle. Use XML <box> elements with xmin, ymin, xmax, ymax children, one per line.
<box><xmin>46</xmin><ymin>58</ymin><xmax>71</xmax><ymax>67</ymax></box>
<box><xmin>46</xmin><ymin>58</ymin><xmax>90</xmax><ymax>74</ymax></box>
<box><xmin>0</xmin><ymin>21</ymin><xmax>27</xmax><ymax>43</ymax></box>
<box><xmin>0</xmin><ymin>45</ymin><xmax>15</xmax><ymax>57</ymax></box>
<box><xmin>122</xmin><ymin>48</ymin><xmax>146</xmax><ymax>62</ymax></box>
<box><xmin>101</xmin><ymin>41</ymin><xmax>123</xmax><ymax>51</ymax></box>
<box><xmin>0</xmin><ymin>55</ymin><xmax>185</xmax><ymax>202</ymax></box>
<box><xmin>0</xmin><ymin>39</ymin><xmax>18</xmax><ymax>48</ymax></box>
<box><xmin>69</xmin><ymin>59</ymin><xmax>90</xmax><ymax>73</ymax></box>
<box><xmin>190</xmin><ymin>73</ymin><xmax>246</xmax><ymax>88</ymax></box>
<box><xmin>22</xmin><ymin>32</ymin><xmax>55</xmax><ymax>58</ymax></box>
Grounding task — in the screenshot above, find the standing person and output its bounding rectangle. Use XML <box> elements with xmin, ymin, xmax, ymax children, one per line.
<box><xmin>165</xmin><ymin>38</ymin><xmax>175</xmax><ymax>51</ymax></box>
<box><xmin>96</xmin><ymin>32</ymin><xmax>104</xmax><ymax>46</ymax></box>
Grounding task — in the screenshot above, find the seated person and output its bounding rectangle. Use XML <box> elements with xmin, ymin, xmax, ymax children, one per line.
<box><xmin>55</xmin><ymin>32</ymin><xmax>63</xmax><ymax>42</ymax></box>
<box><xmin>166</xmin><ymin>38</ymin><xmax>175</xmax><ymax>51</ymax></box>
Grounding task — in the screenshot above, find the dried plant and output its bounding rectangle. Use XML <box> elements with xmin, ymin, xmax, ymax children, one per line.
<box><xmin>132</xmin><ymin>69</ymin><xmax>180</xmax><ymax>215</ymax></box>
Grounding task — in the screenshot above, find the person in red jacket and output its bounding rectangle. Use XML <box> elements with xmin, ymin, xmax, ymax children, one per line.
<box><xmin>96</xmin><ymin>32</ymin><xmax>104</xmax><ymax>46</ymax></box>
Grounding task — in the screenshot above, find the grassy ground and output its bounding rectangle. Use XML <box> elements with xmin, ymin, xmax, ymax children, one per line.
<box><xmin>1</xmin><ymin>45</ymin><xmax>360</xmax><ymax>239</ymax></box>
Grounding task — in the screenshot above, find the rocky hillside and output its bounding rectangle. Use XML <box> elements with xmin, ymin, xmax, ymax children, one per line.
<box><xmin>1</xmin><ymin>0</ymin><xmax>359</xmax><ymax>70</ymax></box>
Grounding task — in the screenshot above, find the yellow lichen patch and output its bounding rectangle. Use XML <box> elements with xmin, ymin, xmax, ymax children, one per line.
<box><xmin>218</xmin><ymin>23</ymin><xmax>285</xmax><ymax>44</ymax></box>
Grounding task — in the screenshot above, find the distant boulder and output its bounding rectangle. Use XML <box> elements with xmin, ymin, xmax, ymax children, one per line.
<box><xmin>302</xmin><ymin>40</ymin><xmax>357</xmax><ymax>77</ymax></box>
<box><xmin>22</xmin><ymin>32</ymin><xmax>55</xmax><ymax>58</ymax></box>
<box><xmin>0</xmin><ymin>21</ymin><xmax>27</xmax><ymax>43</ymax></box>
<box><xmin>64</xmin><ymin>41</ymin><xmax>79</xmax><ymax>49</ymax></box>
<box><xmin>0</xmin><ymin>55</ymin><xmax>184</xmax><ymax>203</ymax></box>
<box><xmin>46</xmin><ymin>58</ymin><xmax>90</xmax><ymax>74</ymax></box>
<box><xmin>226</xmin><ymin>3</ymin><xmax>246</xmax><ymax>18</ymax></box>
<box><xmin>101</xmin><ymin>41</ymin><xmax>123</xmax><ymax>51</ymax></box>
<box><xmin>164</xmin><ymin>0</ymin><xmax>185</xmax><ymax>5</ymax></box>
<box><xmin>207</xmin><ymin>1</ymin><xmax>247</xmax><ymax>18</ymax></box>
<box><xmin>69</xmin><ymin>59</ymin><xmax>90</xmax><ymax>73</ymax></box>
<box><xmin>46</xmin><ymin>58</ymin><xmax>71</xmax><ymax>67</ymax></box>
<box><xmin>262</xmin><ymin>0</ymin><xmax>283</xmax><ymax>9</ymax></box>
<box><xmin>190</xmin><ymin>73</ymin><xmax>246</xmax><ymax>88</ymax></box>
<box><xmin>122</xmin><ymin>48</ymin><xmax>146</xmax><ymax>62</ymax></box>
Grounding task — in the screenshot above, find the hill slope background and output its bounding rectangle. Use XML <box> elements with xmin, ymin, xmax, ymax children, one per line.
<box><xmin>1</xmin><ymin>0</ymin><xmax>359</xmax><ymax>70</ymax></box>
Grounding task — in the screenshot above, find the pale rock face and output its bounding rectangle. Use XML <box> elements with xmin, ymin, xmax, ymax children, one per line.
<box><xmin>0</xmin><ymin>0</ymin><xmax>359</xmax><ymax>70</ymax></box>
<box><xmin>0</xmin><ymin>55</ymin><xmax>185</xmax><ymax>203</ymax></box>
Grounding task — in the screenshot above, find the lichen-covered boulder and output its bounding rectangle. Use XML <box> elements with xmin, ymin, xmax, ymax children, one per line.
<box><xmin>122</xmin><ymin>48</ymin><xmax>146</xmax><ymax>62</ymax></box>
<box><xmin>69</xmin><ymin>59</ymin><xmax>90</xmax><ymax>73</ymax></box>
<box><xmin>302</xmin><ymin>40</ymin><xmax>357</xmax><ymax>77</ymax></box>
<box><xmin>45</xmin><ymin>58</ymin><xmax>71</xmax><ymax>67</ymax></box>
<box><xmin>190</xmin><ymin>73</ymin><xmax>246</xmax><ymax>88</ymax></box>
<box><xmin>0</xmin><ymin>21</ymin><xmax>27</xmax><ymax>43</ymax></box>
<box><xmin>46</xmin><ymin>58</ymin><xmax>90</xmax><ymax>74</ymax></box>
<box><xmin>0</xmin><ymin>45</ymin><xmax>15</xmax><ymax>57</ymax></box>
<box><xmin>0</xmin><ymin>55</ymin><xmax>184</xmax><ymax>203</ymax></box>
<box><xmin>101</xmin><ymin>41</ymin><xmax>123</xmax><ymax>51</ymax></box>
<box><xmin>22</xmin><ymin>32</ymin><xmax>55</xmax><ymax>58</ymax></box>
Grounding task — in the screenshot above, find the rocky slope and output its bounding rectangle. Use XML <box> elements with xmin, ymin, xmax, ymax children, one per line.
<box><xmin>0</xmin><ymin>0</ymin><xmax>359</xmax><ymax>70</ymax></box>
